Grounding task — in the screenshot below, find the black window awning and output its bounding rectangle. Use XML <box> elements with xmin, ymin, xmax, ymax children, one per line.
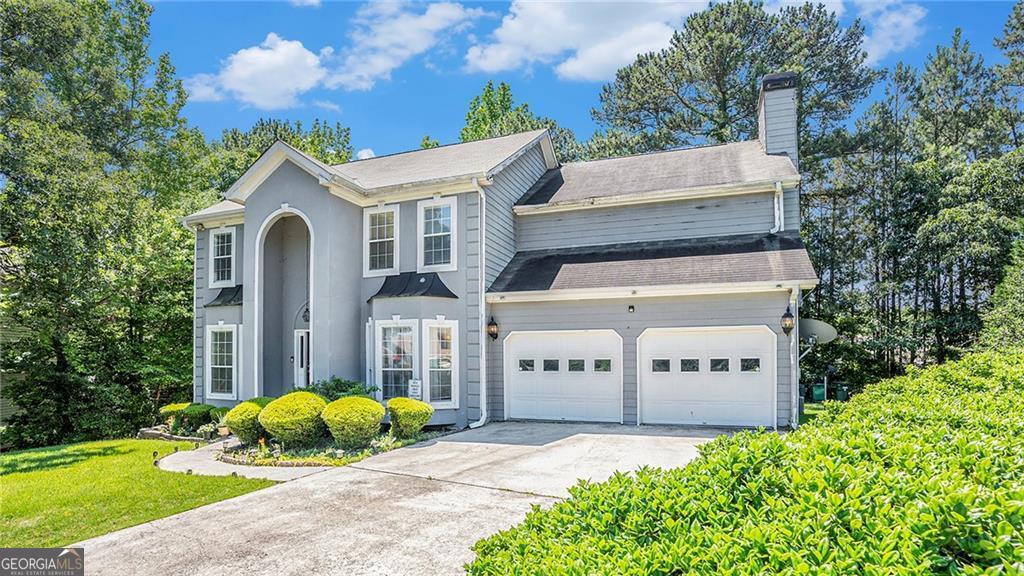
<box><xmin>368</xmin><ymin>272</ymin><xmax>458</xmax><ymax>302</ymax></box>
<box><xmin>206</xmin><ymin>285</ymin><xmax>243</xmax><ymax>307</ymax></box>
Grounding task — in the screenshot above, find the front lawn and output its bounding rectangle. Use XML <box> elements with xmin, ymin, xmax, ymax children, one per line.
<box><xmin>469</xmin><ymin>350</ymin><xmax>1024</xmax><ymax>573</ymax></box>
<box><xmin>0</xmin><ymin>439</ymin><xmax>274</xmax><ymax>547</ymax></box>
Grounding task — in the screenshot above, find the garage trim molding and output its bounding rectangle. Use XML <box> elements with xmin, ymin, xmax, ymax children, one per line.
<box><xmin>502</xmin><ymin>329</ymin><xmax>625</xmax><ymax>424</ymax></box>
<box><xmin>635</xmin><ymin>325</ymin><xmax>778</xmax><ymax>429</ymax></box>
<box><xmin>486</xmin><ymin>281</ymin><xmax>815</xmax><ymax>304</ymax></box>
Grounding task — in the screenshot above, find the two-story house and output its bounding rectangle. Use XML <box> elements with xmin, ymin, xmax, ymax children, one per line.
<box><xmin>183</xmin><ymin>72</ymin><xmax>818</xmax><ymax>430</ymax></box>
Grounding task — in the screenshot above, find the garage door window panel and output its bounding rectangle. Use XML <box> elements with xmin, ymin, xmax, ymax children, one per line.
<box><xmin>594</xmin><ymin>359</ymin><xmax>612</xmax><ymax>372</ymax></box>
<box><xmin>710</xmin><ymin>358</ymin><xmax>731</xmax><ymax>373</ymax></box>
<box><xmin>568</xmin><ymin>359</ymin><xmax>585</xmax><ymax>372</ymax></box>
<box><xmin>680</xmin><ymin>358</ymin><xmax>700</xmax><ymax>372</ymax></box>
<box><xmin>651</xmin><ymin>359</ymin><xmax>671</xmax><ymax>372</ymax></box>
<box><xmin>543</xmin><ymin>359</ymin><xmax>560</xmax><ymax>372</ymax></box>
<box><xmin>740</xmin><ymin>358</ymin><xmax>761</xmax><ymax>373</ymax></box>
<box><xmin>518</xmin><ymin>359</ymin><xmax>535</xmax><ymax>372</ymax></box>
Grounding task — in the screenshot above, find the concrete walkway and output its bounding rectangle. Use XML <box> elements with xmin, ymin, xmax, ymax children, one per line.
<box><xmin>158</xmin><ymin>438</ymin><xmax>329</xmax><ymax>481</ymax></box>
<box><xmin>82</xmin><ymin>422</ymin><xmax>719</xmax><ymax>575</ymax></box>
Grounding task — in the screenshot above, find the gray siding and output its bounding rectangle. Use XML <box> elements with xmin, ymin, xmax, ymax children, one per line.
<box><xmin>486</xmin><ymin>291</ymin><xmax>794</xmax><ymax>427</ymax></box>
<box><xmin>758</xmin><ymin>87</ymin><xmax>798</xmax><ymax>168</ymax></box>
<box><xmin>194</xmin><ymin>224</ymin><xmax>245</xmax><ymax>405</ymax></box>
<box><xmin>516</xmin><ymin>193</ymin><xmax>776</xmax><ymax>251</ymax></box>
<box><xmin>484</xmin><ymin>145</ymin><xmax>548</xmax><ymax>287</ymax></box>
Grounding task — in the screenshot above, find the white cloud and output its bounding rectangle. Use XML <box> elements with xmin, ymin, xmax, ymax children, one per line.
<box><xmin>185</xmin><ymin>33</ymin><xmax>327</xmax><ymax>110</ymax></box>
<box><xmin>465</xmin><ymin>2</ymin><xmax>702</xmax><ymax>81</ymax></box>
<box><xmin>326</xmin><ymin>2</ymin><xmax>486</xmax><ymax>91</ymax></box>
<box><xmin>290</xmin><ymin>0</ymin><xmax>321</xmax><ymax>6</ymax></box>
<box><xmin>855</xmin><ymin>0</ymin><xmax>927</xmax><ymax>65</ymax></box>
<box><xmin>356</xmin><ymin>148</ymin><xmax>376</xmax><ymax>159</ymax></box>
<box><xmin>313</xmin><ymin>100</ymin><xmax>342</xmax><ymax>113</ymax></box>
<box><xmin>184</xmin><ymin>73</ymin><xmax>224</xmax><ymax>102</ymax></box>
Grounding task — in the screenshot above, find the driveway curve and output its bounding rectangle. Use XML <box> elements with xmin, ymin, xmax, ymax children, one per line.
<box><xmin>79</xmin><ymin>422</ymin><xmax>717</xmax><ymax>575</ymax></box>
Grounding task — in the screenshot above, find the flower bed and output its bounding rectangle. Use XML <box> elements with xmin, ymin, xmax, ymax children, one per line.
<box><xmin>468</xmin><ymin>350</ymin><xmax>1024</xmax><ymax>574</ymax></box>
<box><xmin>216</xmin><ymin>429</ymin><xmax>451</xmax><ymax>467</ymax></box>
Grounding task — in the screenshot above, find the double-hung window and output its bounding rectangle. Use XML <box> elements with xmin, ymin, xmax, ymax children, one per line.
<box><xmin>417</xmin><ymin>196</ymin><xmax>457</xmax><ymax>272</ymax></box>
<box><xmin>363</xmin><ymin>205</ymin><xmax>399</xmax><ymax>277</ymax></box>
<box><xmin>209</xmin><ymin>228</ymin><xmax>235</xmax><ymax>288</ymax></box>
<box><xmin>376</xmin><ymin>319</ymin><xmax>418</xmax><ymax>401</ymax></box>
<box><xmin>422</xmin><ymin>319</ymin><xmax>458</xmax><ymax>408</ymax></box>
<box><xmin>206</xmin><ymin>324</ymin><xmax>238</xmax><ymax>400</ymax></box>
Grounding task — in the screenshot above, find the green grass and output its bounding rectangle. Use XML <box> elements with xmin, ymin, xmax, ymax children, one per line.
<box><xmin>798</xmin><ymin>401</ymin><xmax>825</xmax><ymax>425</ymax></box>
<box><xmin>0</xmin><ymin>439</ymin><xmax>275</xmax><ymax>547</ymax></box>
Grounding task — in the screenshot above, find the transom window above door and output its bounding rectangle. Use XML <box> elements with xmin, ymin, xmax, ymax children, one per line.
<box><xmin>417</xmin><ymin>196</ymin><xmax>457</xmax><ymax>272</ymax></box>
<box><xmin>209</xmin><ymin>228</ymin><xmax>235</xmax><ymax>288</ymax></box>
<box><xmin>363</xmin><ymin>205</ymin><xmax>399</xmax><ymax>277</ymax></box>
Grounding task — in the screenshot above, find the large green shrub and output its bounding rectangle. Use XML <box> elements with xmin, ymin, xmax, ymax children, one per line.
<box><xmin>158</xmin><ymin>402</ymin><xmax>190</xmax><ymax>417</ymax></box>
<box><xmin>224</xmin><ymin>401</ymin><xmax>268</xmax><ymax>445</ymax></box>
<box><xmin>258</xmin><ymin>392</ymin><xmax>327</xmax><ymax>447</ymax></box>
<box><xmin>307</xmin><ymin>377</ymin><xmax>379</xmax><ymax>402</ymax></box>
<box><xmin>179</xmin><ymin>403</ymin><xmax>214</xmax><ymax>429</ymax></box>
<box><xmin>321</xmin><ymin>396</ymin><xmax>385</xmax><ymax>449</ymax></box>
<box><xmin>468</xmin><ymin>350</ymin><xmax>1024</xmax><ymax>574</ymax></box>
<box><xmin>386</xmin><ymin>397</ymin><xmax>433</xmax><ymax>439</ymax></box>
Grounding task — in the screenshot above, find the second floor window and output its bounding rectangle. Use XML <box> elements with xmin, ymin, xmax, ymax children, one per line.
<box><xmin>209</xmin><ymin>228</ymin><xmax>235</xmax><ymax>288</ymax></box>
<box><xmin>417</xmin><ymin>196</ymin><xmax>457</xmax><ymax>272</ymax></box>
<box><xmin>363</xmin><ymin>205</ymin><xmax>399</xmax><ymax>277</ymax></box>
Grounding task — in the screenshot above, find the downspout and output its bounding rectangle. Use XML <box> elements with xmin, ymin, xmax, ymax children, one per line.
<box><xmin>790</xmin><ymin>288</ymin><xmax>801</xmax><ymax>428</ymax></box>
<box><xmin>470</xmin><ymin>178</ymin><xmax>488</xmax><ymax>429</ymax></box>
<box><xmin>769</xmin><ymin>181</ymin><xmax>784</xmax><ymax>234</ymax></box>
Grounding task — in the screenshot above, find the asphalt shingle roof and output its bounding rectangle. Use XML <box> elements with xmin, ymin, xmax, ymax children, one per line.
<box><xmin>333</xmin><ymin>129</ymin><xmax>548</xmax><ymax>191</ymax></box>
<box><xmin>518</xmin><ymin>140</ymin><xmax>799</xmax><ymax>207</ymax></box>
<box><xmin>489</xmin><ymin>232</ymin><xmax>817</xmax><ymax>293</ymax></box>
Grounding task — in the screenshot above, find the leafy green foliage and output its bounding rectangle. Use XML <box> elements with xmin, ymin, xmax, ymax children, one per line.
<box><xmin>321</xmin><ymin>396</ymin><xmax>385</xmax><ymax>449</ymax></box>
<box><xmin>306</xmin><ymin>377</ymin><xmax>377</xmax><ymax>402</ymax></box>
<box><xmin>386</xmin><ymin>397</ymin><xmax>433</xmax><ymax>439</ymax></box>
<box><xmin>257</xmin><ymin>392</ymin><xmax>327</xmax><ymax>447</ymax></box>
<box><xmin>980</xmin><ymin>243</ymin><xmax>1024</xmax><ymax>350</ymax></box>
<box><xmin>224</xmin><ymin>400</ymin><xmax>267</xmax><ymax>445</ymax></box>
<box><xmin>468</xmin><ymin>351</ymin><xmax>1024</xmax><ymax>574</ymax></box>
<box><xmin>158</xmin><ymin>402</ymin><xmax>191</xmax><ymax>416</ymax></box>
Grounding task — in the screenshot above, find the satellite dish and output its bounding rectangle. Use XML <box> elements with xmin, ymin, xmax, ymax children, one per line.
<box><xmin>799</xmin><ymin>318</ymin><xmax>838</xmax><ymax>344</ymax></box>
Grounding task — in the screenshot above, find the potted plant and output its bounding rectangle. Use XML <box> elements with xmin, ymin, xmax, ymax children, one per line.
<box><xmin>216</xmin><ymin>411</ymin><xmax>231</xmax><ymax>437</ymax></box>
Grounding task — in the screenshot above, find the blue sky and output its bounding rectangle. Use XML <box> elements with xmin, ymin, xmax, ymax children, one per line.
<box><xmin>149</xmin><ymin>1</ymin><xmax>1015</xmax><ymax>158</ymax></box>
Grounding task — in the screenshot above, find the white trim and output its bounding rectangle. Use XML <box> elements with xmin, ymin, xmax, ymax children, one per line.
<box><xmin>225</xmin><ymin>141</ymin><xmax>359</xmax><ymax>203</ymax></box>
<box><xmin>635</xmin><ymin>325</ymin><xmax>777</xmax><ymax>429</ymax></box>
<box><xmin>502</xmin><ymin>329</ymin><xmax>624</xmax><ymax>424</ymax></box>
<box><xmin>362</xmin><ymin>204</ymin><xmax>400</xmax><ymax>277</ymax></box>
<box><xmin>374</xmin><ymin>318</ymin><xmax>420</xmax><ymax>402</ymax></box>
<box><xmin>208</xmin><ymin>227</ymin><xmax>236</xmax><ymax>289</ymax></box>
<box><xmin>486</xmin><ymin>281</ymin><xmax>818</xmax><ymax>304</ymax></box>
<box><xmin>254</xmin><ymin>207</ymin><xmax>315</xmax><ymax>397</ymax></box>
<box><xmin>205</xmin><ymin>323</ymin><xmax>238</xmax><ymax>401</ymax></box>
<box><xmin>513</xmin><ymin>178</ymin><xmax>802</xmax><ymax>216</ymax></box>
<box><xmin>416</xmin><ymin>196</ymin><xmax>458</xmax><ymax>273</ymax></box>
<box><xmin>789</xmin><ymin>290</ymin><xmax>801</xmax><ymax>428</ymax></box>
<box><xmin>421</xmin><ymin>318</ymin><xmax>459</xmax><ymax>409</ymax></box>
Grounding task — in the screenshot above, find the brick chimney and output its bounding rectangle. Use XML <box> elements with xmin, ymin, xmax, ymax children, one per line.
<box><xmin>757</xmin><ymin>72</ymin><xmax>798</xmax><ymax>171</ymax></box>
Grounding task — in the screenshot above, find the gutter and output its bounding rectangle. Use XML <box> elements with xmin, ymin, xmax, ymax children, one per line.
<box><xmin>470</xmin><ymin>178</ymin><xmax>488</xmax><ymax>429</ymax></box>
<box><xmin>769</xmin><ymin>181</ymin><xmax>784</xmax><ymax>233</ymax></box>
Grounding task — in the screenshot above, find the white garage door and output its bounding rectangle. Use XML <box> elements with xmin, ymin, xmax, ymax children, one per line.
<box><xmin>639</xmin><ymin>327</ymin><xmax>775</xmax><ymax>427</ymax></box>
<box><xmin>505</xmin><ymin>330</ymin><xmax>622</xmax><ymax>422</ymax></box>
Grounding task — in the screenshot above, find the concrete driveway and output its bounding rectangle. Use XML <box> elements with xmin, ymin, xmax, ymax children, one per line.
<box><xmin>80</xmin><ymin>422</ymin><xmax>720</xmax><ymax>576</ymax></box>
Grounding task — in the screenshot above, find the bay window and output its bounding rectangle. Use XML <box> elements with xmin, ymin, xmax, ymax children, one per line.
<box><xmin>376</xmin><ymin>319</ymin><xmax>418</xmax><ymax>400</ymax></box>
<box><xmin>422</xmin><ymin>319</ymin><xmax>458</xmax><ymax>408</ymax></box>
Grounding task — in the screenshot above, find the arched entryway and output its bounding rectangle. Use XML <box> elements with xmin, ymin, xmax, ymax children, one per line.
<box><xmin>255</xmin><ymin>209</ymin><xmax>313</xmax><ymax>397</ymax></box>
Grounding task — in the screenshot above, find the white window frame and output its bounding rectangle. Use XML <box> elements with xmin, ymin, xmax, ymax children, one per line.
<box><xmin>416</xmin><ymin>196</ymin><xmax>457</xmax><ymax>273</ymax></box>
<box><xmin>208</xmin><ymin>227</ymin><xmax>236</xmax><ymax>289</ymax></box>
<box><xmin>363</xmin><ymin>204</ymin><xmax>400</xmax><ymax>278</ymax></box>
<box><xmin>421</xmin><ymin>318</ymin><xmax>458</xmax><ymax>409</ymax></box>
<box><xmin>374</xmin><ymin>318</ymin><xmax>419</xmax><ymax>402</ymax></box>
<box><xmin>205</xmin><ymin>323</ymin><xmax>238</xmax><ymax>401</ymax></box>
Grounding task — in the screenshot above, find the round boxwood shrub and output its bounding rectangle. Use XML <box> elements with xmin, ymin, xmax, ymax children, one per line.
<box><xmin>180</xmin><ymin>403</ymin><xmax>215</xmax><ymax>426</ymax></box>
<box><xmin>158</xmin><ymin>402</ymin><xmax>191</xmax><ymax>417</ymax></box>
<box><xmin>224</xmin><ymin>400</ymin><xmax>269</xmax><ymax>445</ymax></box>
<box><xmin>386</xmin><ymin>397</ymin><xmax>433</xmax><ymax>438</ymax></box>
<box><xmin>258</xmin><ymin>391</ymin><xmax>327</xmax><ymax>447</ymax></box>
<box><xmin>321</xmin><ymin>396</ymin><xmax>385</xmax><ymax>449</ymax></box>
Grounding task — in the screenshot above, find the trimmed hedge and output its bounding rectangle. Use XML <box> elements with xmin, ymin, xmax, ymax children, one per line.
<box><xmin>224</xmin><ymin>401</ymin><xmax>267</xmax><ymax>445</ymax></box>
<box><xmin>468</xmin><ymin>350</ymin><xmax>1024</xmax><ymax>574</ymax></box>
<box><xmin>386</xmin><ymin>397</ymin><xmax>433</xmax><ymax>439</ymax></box>
<box><xmin>158</xmin><ymin>402</ymin><xmax>190</xmax><ymax>417</ymax></box>
<box><xmin>258</xmin><ymin>392</ymin><xmax>327</xmax><ymax>447</ymax></box>
<box><xmin>322</xmin><ymin>396</ymin><xmax>385</xmax><ymax>449</ymax></box>
<box><xmin>180</xmin><ymin>403</ymin><xmax>215</xmax><ymax>426</ymax></box>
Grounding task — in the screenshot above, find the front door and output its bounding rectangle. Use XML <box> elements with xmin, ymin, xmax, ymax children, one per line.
<box><xmin>293</xmin><ymin>329</ymin><xmax>311</xmax><ymax>389</ymax></box>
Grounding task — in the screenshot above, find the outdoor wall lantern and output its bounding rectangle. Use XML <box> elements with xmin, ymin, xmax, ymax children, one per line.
<box><xmin>781</xmin><ymin>306</ymin><xmax>795</xmax><ymax>336</ymax></box>
<box><xmin>487</xmin><ymin>317</ymin><xmax>499</xmax><ymax>340</ymax></box>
